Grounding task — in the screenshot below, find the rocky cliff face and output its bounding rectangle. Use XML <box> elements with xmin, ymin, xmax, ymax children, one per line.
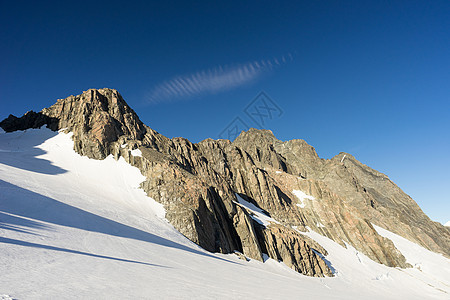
<box><xmin>2</xmin><ymin>88</ymin><xmax>449</xmax><ymax>277</ymax></box>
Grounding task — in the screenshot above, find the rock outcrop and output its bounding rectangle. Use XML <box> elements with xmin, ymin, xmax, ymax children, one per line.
<box><xmin>3</xmin><ymin>88</ymin><xmax>449</xmax><ymax>277</ymax></box>
<box><xmin>258</xmin><ymin>224</ymin><xmax>333</xmax><ymax>276</ymax></box>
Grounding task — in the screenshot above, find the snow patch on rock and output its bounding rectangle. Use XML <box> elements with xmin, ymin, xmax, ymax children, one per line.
<box><xmin>130</xmin><ymin>148</ymin><xmax>142</xmax><ymax>157</ymax></box>
<box><xmin>234</xmin><ymin>194</ymin><xmax>279</xmax><ymax>227</ymax></box>
<box><xmin>293</xmin><ymin>190</ymin><xmax>315</xmax><ymax>208</ymax></box>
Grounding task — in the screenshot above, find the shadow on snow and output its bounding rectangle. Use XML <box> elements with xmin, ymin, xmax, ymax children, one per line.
<box><xmin>0</xmin><ymin>236</ymin><xmax>166</xmax><ymax>267</ymax></box>
<box><xmin>0</xmin><ymin>128</ymin><xmax>67</xmax><ymax>175</ymax></box>
<box><xmin>0</xmin><ymin>180</ymin><xmax>235</xmax><ymax>265</ymax></box>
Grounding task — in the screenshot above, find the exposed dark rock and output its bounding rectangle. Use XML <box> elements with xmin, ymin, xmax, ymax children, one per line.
<box><xmin>0</xmin><ymin>111</ymin><xmax>58</xmax><ymax>132</ymax></box>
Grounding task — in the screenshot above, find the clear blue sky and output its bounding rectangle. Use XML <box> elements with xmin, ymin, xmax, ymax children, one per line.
<box><xmin>1</xmin><ymin>1</ymin><xmax>449</xmax><ymax>223</ymax></box>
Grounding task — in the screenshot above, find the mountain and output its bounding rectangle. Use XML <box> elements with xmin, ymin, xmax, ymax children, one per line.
<box><xmin>1</xmin><ymin>88</ymin><xmax>449</xmax><ymax>298</ymax></box>
<box><xmin>445</xmin><ymin>221</ymin><xmax>450</xmax><ymax>227</ymax></box>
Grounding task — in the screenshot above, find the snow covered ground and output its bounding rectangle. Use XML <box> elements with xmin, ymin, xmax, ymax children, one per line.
<box><xmin>0</xmin><ymin>128</ymin><xmax>449</xmax><ymax>299</ymax></box>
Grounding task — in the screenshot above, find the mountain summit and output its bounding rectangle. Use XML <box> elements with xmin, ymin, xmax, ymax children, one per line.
<box><xmin>1</xmin><ymin>88</ymin><xmax>449</xmax><ymax>278</ymax></box>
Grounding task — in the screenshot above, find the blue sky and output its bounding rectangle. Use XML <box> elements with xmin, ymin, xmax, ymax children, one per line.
<box><xmin>1</xmin><ymin>1</ymin><xmax>449</xmax><ymax>223</ymax></box>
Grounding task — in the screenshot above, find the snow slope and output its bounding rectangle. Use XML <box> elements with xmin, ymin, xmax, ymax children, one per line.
<box><xmin>445</xmin><ymin>221</ymin><xmax>450</xmax><ymax>227</ymax></box>
<box><xmin>0</xmin><ymin>128</ymin><xmax>449</xmax><ymax>299</ymax></box>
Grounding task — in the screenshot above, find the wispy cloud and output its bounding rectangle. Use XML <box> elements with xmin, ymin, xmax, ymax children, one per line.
<box><xmin>147</xmin><ymin>54</ymin><xmax>293</xmax><ymax>103</ymax></box>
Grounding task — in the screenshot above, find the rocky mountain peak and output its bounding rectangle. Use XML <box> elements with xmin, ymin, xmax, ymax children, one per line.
<box><xmin>1</xmin><ymin>88</ymin><xmax>147</xmax><ymax>159</ymax></box>
<box><xmin>45</xmin><ymin>88</ymin><xmax>147</xmax><ymax>159</ymax></box>
<box><xmin>234</xmin><ymin>128</ymin><xmax>278</xmax><ymax>146</ymax></box>
<box><xmin>2</xmin><ymin>88</ymin><xmax>449</xmax><ymax>278</ymax></box>
<box><xmin>70</xmin><ymin>88</ymin><xmax>133</xmax><ymax>117</ymax></box>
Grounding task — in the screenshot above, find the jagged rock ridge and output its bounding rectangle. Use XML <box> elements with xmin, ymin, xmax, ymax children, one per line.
<box><xmin>2</xmin><ymin>88</ymin><xmax>449</xmax><ymax>276</ymax></box>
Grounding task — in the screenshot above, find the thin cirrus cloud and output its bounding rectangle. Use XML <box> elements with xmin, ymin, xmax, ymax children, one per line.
<box><xmin>146</xmin><ymin>54</ymin><xmax>293</xmax><ymax>103</ymax></box>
